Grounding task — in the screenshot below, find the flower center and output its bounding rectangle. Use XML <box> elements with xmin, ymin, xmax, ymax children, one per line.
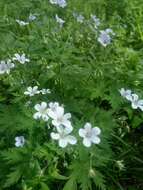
<box><xmin>85</xmin><ymin>130</ymin><xmax>92</xmax><ymax>138</ymax></box>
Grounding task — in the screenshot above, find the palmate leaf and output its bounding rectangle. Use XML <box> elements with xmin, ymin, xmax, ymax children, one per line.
<box><xmin>69</xmin><ymin>160</ymin><xmax>93</xmax><ymax>190</ymax></box>
<box><xmin>0</xmin><ymin>104</ymin><xmax>34</xmax><ymax>134</ymax></box>
<box><xmin>2</xmin><ymin>148</ymin><xmax>30</xmax><ymax>164</ymax></box>
<box><xmin>4</xmin><ymin>166</ymin><xmax>23</xmax><ymax>187</ymax></box>
<box><xmin>92</xmin><ymin>170</ymin><xmax>106</xmax><ymax>190</ymax></box>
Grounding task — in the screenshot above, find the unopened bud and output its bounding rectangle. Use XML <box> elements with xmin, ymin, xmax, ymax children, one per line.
<box><xmin>89</xmin><ymin>168</ymin><xmax>96</xmax><ymax>178</ymax></box>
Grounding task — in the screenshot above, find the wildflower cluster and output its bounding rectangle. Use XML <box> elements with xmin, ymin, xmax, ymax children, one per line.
<box><xmin>0</xmin><ymin>53</ymin><xmax>29</xmax><ymax>75</ymax></box>
<box><xmin>31</xmin><ymin>101</ymin><xmax>101</xmax><ymax>148</ymax></box>
<box><xmin>1</xmin><ymin>0</ymin><xmax>143</xmax><ymax>189</ymax></box>
<box><xmin>24</xmin><ymin>86</ymin><xmax>51</xmax><ymax>97</ymax></box>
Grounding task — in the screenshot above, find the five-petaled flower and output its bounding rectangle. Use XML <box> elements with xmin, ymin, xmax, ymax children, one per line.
<box><xmin>24</xmin><ymin>86</ymin><xmax>40</xmax><ymax>96</ymax></box>
<box><xmin>15</xmin><ymin>136</ymin><xmax>25</xmax><ymax>147</ymax></box>
<box><xmin>13</xmin><ymin>53</ymin><xmax>30</xmax><ymax>64</ymax></box>
<box><xmin>98</xmin><ymin>28</ymin><xmax>114</xmax><ymax>47</ymax></box>
<box><xmin>51</xmin><ymin>125</ymin><xmax>77</xmax><ymax>148</ymax></box>
<box><xmin>33</xmin><ymin>102</ymin><xmax>49</xmax><ymax>121</ymax></box>
<box><xmin>48</xmin><ymin>106</ymin><xmax>72</xmax><ymax>130</ymax></box>
<box><xmin>79</xmin><ymin>123</ymin><xmax>101</xmax><ymax>147</ymax></box>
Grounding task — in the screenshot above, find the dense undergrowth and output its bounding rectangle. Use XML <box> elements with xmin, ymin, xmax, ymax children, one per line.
<box><xmin>0</xmin><ymin>0</ymin><xmax>143</xmax><ymax>190</ymax></box>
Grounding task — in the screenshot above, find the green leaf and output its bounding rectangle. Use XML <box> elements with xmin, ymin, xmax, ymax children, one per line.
<box><xmin>40</xmin><ymin>182</ymin><xmax>50</xmax><ymax>190</ymax></box>
<box><xmin>63</xmin><ymin>178</ymin><xmax>77</xmax><ymax>190</ymax></box>
<box><xmin>4</xmin><ymin>167</ymin><xmax>22</xmax><ymax>187</ymax></box>
<box><xmin>51</xmin><ymin>170</ymin><xmax>69</xmax><ymax>180</ymax></box>
<box><xmin>132</xmin><ymin>116</ymin><xmax>142</xmax><ymax>128</ymax></box>
<box><xmin>92</xmin><ymin>170</ymin><xmax>106</xmax><ymax>190</ymax></box>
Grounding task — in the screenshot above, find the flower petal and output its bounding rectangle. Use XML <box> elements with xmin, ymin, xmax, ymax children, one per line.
<box><xmin>92</xmin><ymin>127</ymin><xmax>101</xmax><ymax>135</ymax></box>
<box><xmin>131</xmin><ymin>94</ymin><xmax>139</xmax><ymax>101</ymax></box>
<box><xmin>64</xmin><ymin>113</ymin><xmax>71</xmax><ymax>119</ymax></box>
<box><xmin>42</xmin><ymin>115</ymin><xmax>49</xmax><ymax>121</ymax></box>
<box><xmin>41</xmin><ymin>102</ymin><xmax>47</xmax><ymax>109</ymax></box>
<box><xmin>62</xmin><ymin>120</ymin><xmax>72</xmax><ymax>129</ymax></box>
<box><xmin>79</xmin><ymin>128</ymin><xmax>86</xmax><ymax>138</ymax></box>
<box><xmin>131</xmin><ymin>102</ymin><xmax>138</xmax><ymax>109</ymax></box>
<box><xmin>56</xmin><ymin>107</ymin><xmax>64</xmax><ymax>118</ymax></box>
<box><xmin>83</xmin><ymin>138</ymin><xmax>91</xmax><ymax>147</ymax></box>
<box><xmin>84</xmin><ymin>122</ymin><xmax>92</xmax><ymax>131</ymax></box>
<box><xmin>51</xmin><ymin>132</ymin><xmax>60</xmax><ymax>140</ymax></box>
<box><xmin>34</xmin><ymin>104</ymin><xmax>41</xmax><ymax>111</ymax></box>
<box><xmin>59</xmin><ymin>139</ymin><xmax>68</xmax><ymax>148</ymax></box>
<box><xmin>33</xmin><ymin>112</ymin><xmax>41</xmax><ymax>119</ymax></box>
<box><xmin>67</xmin><ymin>135</ymin><xmax>77</xmax><ymax>145</ymax></box>
<box><xmin>91</xmin><ymin>136</ymin><xmax>101</xmax><ymax>144</ymax></box>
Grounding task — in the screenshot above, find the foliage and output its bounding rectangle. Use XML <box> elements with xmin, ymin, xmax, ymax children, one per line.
<box><xmin>0</xmin><ymin>0</ymin><xmax>143</xmax><ymax>189</ymax></box>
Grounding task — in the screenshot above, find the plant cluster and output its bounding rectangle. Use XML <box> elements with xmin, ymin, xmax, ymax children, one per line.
<box><xmin>0</xmin><ymin>0</ymin><xmax>143</xmax><ymax>190</ymax></box>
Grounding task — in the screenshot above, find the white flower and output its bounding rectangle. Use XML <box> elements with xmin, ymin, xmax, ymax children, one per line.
<box><xmin>76</xmin><ymin>15</ymin><xmax>84</xmax><ymax>23</ymax></box>
<box><xmin>16</xmin><ymin>19</ymin><xmax>29</xmax><ymax>26</ymax></box>
<box><xmin>50</xmin><ymin>0</ymin><xmax>67</xmax><ymax>8</ymax></box>
<box><xmin>13</xmin><ymin>53</ymin><xmax>30</xmax><ymax>64</ymax></box>
<box><xmin>29</xmin><ymin>13</ymin><xmax>36</xmax><ymax>21</ymax></box>
<box><xmin>24</xmin><ymin>86</ymin><xmax>40</xmax><ymax>96</ymax></box>
<box><xmin>98</xmin><ymin>30</ymin><xmax>111</xmax><ymax>47</ymax></box>
<box><xmin>79</xmin><ymin>123</ymin><xmax>101</xmax><ymax>147</ymax></box>
<box><xmin>105</xmin><ymin>28</ymin><xmax>115</xmax><ymax>35</ymax></box>
<box><xmin>0</xmin><ymin>60</ymin><xmax>15</xmax><ymax>74</ymax></box>
<box><xmin>40</xmin><ymin>89</ymin><xmax>51</xmax><ymax>95</ymax></box>
<box><xmin>48</xmin><ymin>106</ymin><xmax>72</xmax><ymax>130</ymax></box>
<box><xmin>0</xmin><ymin>61</ymin><xmax>8</xmax><ymax>74</ymax></box>
<box><xmin>33</xmin><ymin>102</ymin><xmax>49</xmax><ymax>121</ymax></box>
<box><xmin>119</xmin><ymin>88</ymin><xmax>132</xmax><ymax>101</ymax></box>
<box><xmin>91</xmin><ymin>14</ymin><xmax>100</xmax><ymax>28</ymax></box>
<box><xmin>73</xmin><ymin>13</ymin><xmax>84</xmax><ymax>23</ymax></box>
<box><xmin>6</xmin><ymin>59</ymin><xmax>15</xmax><ymax>70</ymax></box>
<box><xmin>57</xmin><ymin>0</ymin><xmax>67</xmax><ymax>7</ymax></box>
<box><xmin>55</xmin><ymin>14</ymin><xmax>65</xmax><ymax>27</ymax></box>
<box><xmin>49</xmin><ymin>102</ymin><xmax>60</xmax><ymax>111</ymax></box>
<box><xmin>15</xmin><ymin>136</ymin><xmax>25</xmax><ymax>147</ymax></box>
<box><xmin>130</xmin><ymin>94</ymin><xmax>143</xmax><ymax>111</ymax></box>
<box><xmin>51</xmin><ymin>125</ymin><xmax>77</xmax><ymax>148</ymax></box>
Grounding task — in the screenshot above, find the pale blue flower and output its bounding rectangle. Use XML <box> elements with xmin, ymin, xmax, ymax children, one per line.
<box><xmin>79</xmin><ymin>123</ymin><xmax>101</xmax><ymax>147</ymax></box>
<box><xmin>15</xmin><ymin>136</ymin><xmax>25</xmax><ymax>147</ymax></box>
<box><xmin>98</xmin><ymin>28</ymin><xmax>115</xmax><ymax>47</ymax></box>
<box><xmin>51</xmin><ymin>125</ymin><xmax>77</xmax><ymax>148</ymax></box>
<box><xmin>49</xmin><ymin>0</ymin><xmax>67</xmax><ymax>8</ymax></box>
